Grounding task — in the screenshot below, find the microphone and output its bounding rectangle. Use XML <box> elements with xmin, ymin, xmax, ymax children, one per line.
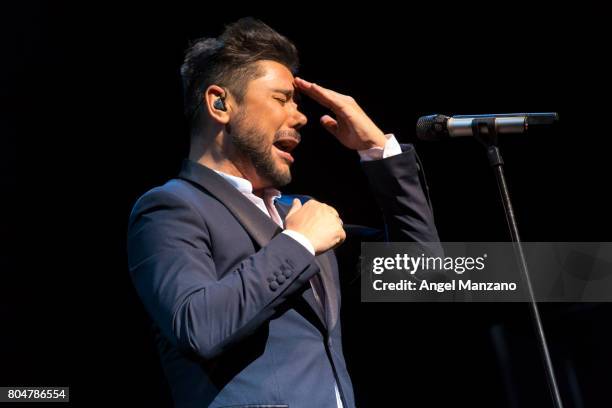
<box><xmin>416</xmin><ymin>112</ymin><xmax>559</xmax><ymax>141</ymax></box>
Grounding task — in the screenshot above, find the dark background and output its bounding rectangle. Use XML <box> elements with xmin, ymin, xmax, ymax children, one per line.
<box><xmin>5</xmin><ymin>2</ymin><xmax>611</xmax><ymax>407</ymax></box>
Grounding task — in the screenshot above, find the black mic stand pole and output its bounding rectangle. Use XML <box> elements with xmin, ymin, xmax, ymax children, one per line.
<box><xmin>472</xmin><ymin>118</ymin><xmax>564</xmax><ymax>408</ymax></box>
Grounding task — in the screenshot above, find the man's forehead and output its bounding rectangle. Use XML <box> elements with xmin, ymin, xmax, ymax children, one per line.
<box><xmin>251</xmin><ymin>60</ymin><xmax>296</xmax><ymax>91</ymax></box>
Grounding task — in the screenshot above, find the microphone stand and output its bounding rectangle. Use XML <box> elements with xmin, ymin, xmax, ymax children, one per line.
<box><xmin>472</xmin><ymin>118</ymin><xmax>564</xmax><ymax>408</ymax></box>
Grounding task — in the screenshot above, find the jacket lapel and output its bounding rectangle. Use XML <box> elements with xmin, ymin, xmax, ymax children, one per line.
<box><xmin>178</xmin><ymin>160</ymin><xmax>282</xmax><ymax>247</ymax></box>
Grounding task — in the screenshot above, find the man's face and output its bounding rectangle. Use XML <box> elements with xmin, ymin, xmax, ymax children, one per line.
<box><xmin>228</xmin><ymin>60</ymin><xmax>307</xmax><ymax>189</ymax></box>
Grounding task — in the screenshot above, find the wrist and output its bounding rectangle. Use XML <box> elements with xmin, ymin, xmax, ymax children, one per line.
<box><xmin>282</xmin><ymin>229</ymin><xmax>315</xmax><ymax>256</ymax></box>
<box><xmin>364</xmin><ymin>131</ymin><xmax>387</xmax><ymax>149</ymax></box>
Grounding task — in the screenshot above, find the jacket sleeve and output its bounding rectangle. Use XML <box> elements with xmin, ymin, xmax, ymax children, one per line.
<box><xmin>127</xmin><ymin>188</ymin><xmax>316</xmax><ymax>360</ymax></box>
<box><xmin>360</xmin><ymin>143</ymin><xmax>443</xmax><ymax>256</ymax></box>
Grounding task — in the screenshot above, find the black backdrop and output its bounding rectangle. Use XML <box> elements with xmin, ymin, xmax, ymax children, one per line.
<box><xmin>5</xmin><ymin>2</ymin><xmax>612</xmax><ymax>407</ymax></box>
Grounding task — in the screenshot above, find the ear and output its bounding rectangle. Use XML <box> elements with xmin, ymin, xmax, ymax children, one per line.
<box><xmin>203</xmin><ymin>85</ymin><xmax>230</xmax><ymax>125</ymax></box>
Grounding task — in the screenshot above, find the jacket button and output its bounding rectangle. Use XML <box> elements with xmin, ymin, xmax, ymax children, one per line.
<box><xmin>274</xmin><ymin>270</ymin><xmax>281</xmax><ymax>277</ymax></box>
<box><xmin>276</xmin><ymin>275</ymin><xmax>286</xmax><ymax>284</ymax></box>
<box><xmin>269</xmin><ymin>281</ymin><xmax>280</xmax><ymax>291</ymax></box>
<box><xmin>283</xmin><ymin>269</ymin><xmax>292</xmax><ymax>278</ymax></box>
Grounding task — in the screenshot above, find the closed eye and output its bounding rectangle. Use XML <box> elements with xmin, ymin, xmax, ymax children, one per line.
<box><xmin>271</xmin><ymin>88</ymin><xmax>300</xmax><ymax>104</ymax></box>
<box><xmin>274</xmin><ymin>97</ymin><xmax>288</xmax><ymax>105</ymax></box>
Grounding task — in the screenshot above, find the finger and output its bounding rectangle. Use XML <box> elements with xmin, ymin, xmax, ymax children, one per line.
<box><xmin>295</xmin><ymin>77</ymin><xmax>347</xmax><ymax>112</ymax></box>
<box><xmin>320</xmin><ymin>115</ymin><xmax>338</xmax><ymax>136</ymax></box>
<box><xmin>331</xmin><ymin>233</ymin><xmax>346</xmax><ymax>250</ymax></box>
<box><xmin>327</xmin><ymin>205</ymin><xmax>340</xmax><ymax>218</ymax></box>
<box><xmin>294</xmin><ymin>78</ymin><xmax>333</xmax><ymax>108</ymax></box>
<box><xmin>286</xmin><ymin>198</ymin><xmax>302</xmax><ymax>218</ymax></box>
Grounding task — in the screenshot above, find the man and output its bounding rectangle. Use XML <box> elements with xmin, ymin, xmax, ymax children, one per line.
<box><xmin>127</xmin><ymin>17</ymin><xmax>440</xmax><ymax>408</ymax></box>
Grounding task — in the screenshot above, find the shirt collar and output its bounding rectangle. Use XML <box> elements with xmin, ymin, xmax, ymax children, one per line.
<box><xmin>213</xmin><ymin>169</ymin><xmax>282</xmax><ymax>201</ymax></box>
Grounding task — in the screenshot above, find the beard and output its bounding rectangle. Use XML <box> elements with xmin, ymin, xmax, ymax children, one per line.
<box><xmin>229</xmin><ymin>109</ymin><xmax>299</xmax><ymax>188</ymax></box>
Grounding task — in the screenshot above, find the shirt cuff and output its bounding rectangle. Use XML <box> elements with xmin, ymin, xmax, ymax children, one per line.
<box><xmin>282</xmin><ymin>230</ymin><xmax>315</xmax><ymax>255</ymax></box>
<box><xmin>358</xmin><ymin>134</ymin><xmax>402</xmax><ymax>162</ymax></box>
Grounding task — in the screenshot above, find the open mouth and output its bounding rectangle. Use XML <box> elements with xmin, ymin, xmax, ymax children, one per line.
<box><xmin>273</xmin><ymin>137</ymin><xmax>299</xmax><ymax>163</ymax></box>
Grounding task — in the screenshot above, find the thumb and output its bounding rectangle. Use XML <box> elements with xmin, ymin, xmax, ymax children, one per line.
<box><xmin>320</xmin><ymin>115</ymin><xmax>338</xmax><ymax>136</ymax></box>
<box><xmin>285</xmin><ymin>198</ymin><xmax>302</xmax><ymax>219</ymax></box>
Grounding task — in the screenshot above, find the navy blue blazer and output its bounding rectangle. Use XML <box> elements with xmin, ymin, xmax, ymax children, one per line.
<box><xmin>127</xmin><ymin>145</ymin><xmax>441</xmax><ymax>408</ymax></box>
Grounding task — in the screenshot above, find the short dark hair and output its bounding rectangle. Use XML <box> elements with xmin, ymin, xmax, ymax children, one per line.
<box><xmin>180</xmin><ymin>17</ymin><xmax>299</xmax><ymax>119</ymax></box>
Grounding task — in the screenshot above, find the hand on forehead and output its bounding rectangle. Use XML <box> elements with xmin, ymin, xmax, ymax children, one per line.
<box><xmin>294</xmin><ymin>77</ymin><xmax>350</xmax><ymax>112</ymax></box>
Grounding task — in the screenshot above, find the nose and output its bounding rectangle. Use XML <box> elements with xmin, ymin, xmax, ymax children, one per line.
<box><xmin>291</xmin><ymin>106</ymin><xmax>308</xmax><ymax>130</ymax></box>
